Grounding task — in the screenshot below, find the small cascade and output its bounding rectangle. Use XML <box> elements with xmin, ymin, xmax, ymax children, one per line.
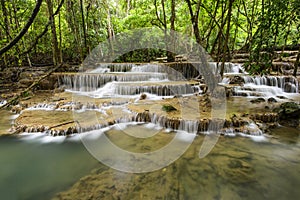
<box><xmin>59</xmin><ymin>63</ymin><xmax>195</xmax><ymax>96</ymax></box>
<box><xmin>131</xmin><ymin>63</ymin><xmax>166</xmax><ymax>73</ymax></box>
<box><xmin>209</xmin><ymin>62</ymin><xmax>246</xmax><ymax>75</ymax></box>
<box><xmin>227</xmin><ymin>76</ymin><xmax>299</xmax><ymax>97</ymax></box>
<box><xmin>90</xmin><ymin>63</ymin><xmax>136</xmax><ymax>73</ymax></box>
<box><xmin>113</xmin><ymin>83</ymin><xmax>197</xmax><ymax>96</ymax></box>
<box><xmin>60</xmin><ymin>73</ymin><xmax>169</xmax><ymax>91</ymax></box>
<box><xmin>26</xmin><ymin>103</ymin><xmax>57</xmax><ymax>111</ymax></box>
<box><xmin>243</xmin><ymin>76</ymin><xmax>298</xmax><ymax>92</ymax></box>
<box><xmin>136</xmin><ymin>112</ymin><xmax>200</xmax><ymax>133</ymax></box>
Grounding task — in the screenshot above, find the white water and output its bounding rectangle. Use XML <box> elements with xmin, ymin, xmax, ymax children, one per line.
<box><xmin>243</xmin><ymin>76</ymin><xmax>299</xmax><ymax>93</ymax></box>
<box><xmin>209</xmin><ymin>62</ymin><xmax>247</xmax><ymax>75</ymax></box>
<box><xmin>0</xmin><ymin>100</ymin><xmax>7</xmax><ymax>107</ymax></box>
<box><xmin>226</xmin><ymin>76</ymin><xmax>299</xmax><ymax>98</ymax></box>
<box><xmin>57</xmin><ymin>62</ymin><xmax>299</xmax><ymax>136</ymax></box>
<box><xmin>131</xmin><ymin>63</ymin><xmax>166</xmax><ymax>73</ymax></box>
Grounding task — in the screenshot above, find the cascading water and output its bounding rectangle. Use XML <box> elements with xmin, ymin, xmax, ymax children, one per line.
<box><xmin>60</xmin><ymin>73</ymin><xmax>169</xmax><ymax>92</ymax></box>
<box><xmin>59</xmin><ymin>63</ymin><xmax>200</xmax><ymax>97</ymax></box>
<box><xmin>209</xmin><ymin>62</ymin><xmax>246</xmax><ymax>75</ymax></box>
<box><xmin>243</xmin><ymin>76</ymin><xmax>298</xmax><ymax>93</ymax></box>
<box><xmin>232</xmin><ymin>76</ymin><xmax>299</xmax><ymax>97</ymax></box>
<box><xmin>57</xmin><ymin>62</ymin><xmax>293</xmax><ymax>136</ymax></box>
<box><xmin>131</xmin><ymin>63</ymin><xmax>166</xmax><ymax>73</ymax></box>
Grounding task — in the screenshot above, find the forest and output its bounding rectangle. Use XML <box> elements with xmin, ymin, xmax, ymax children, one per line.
<box><xmin>0</xmin><ymin>0</ymin><xmax>299</xmax><ymax>75</ymax></box>
<box><xmin>1</xmin><ymin>1</ymin><xmax>300</xmax><ymax>199</ymax></box>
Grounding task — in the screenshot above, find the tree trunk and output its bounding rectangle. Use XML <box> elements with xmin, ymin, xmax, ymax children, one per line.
<box><xmin>185</xmin><ymin>0</ymin><xmax>202</xmax><ymax>45</ymax></box>
<box><xmin>80</xmin><ymin>0</ymin><xmax>87</xmax><ymax>56</ymax></box>
<box><xmin>22</xmin><ymin>0</ymin><xmax>65</xmax><ymax>56</ymax></box>
<box><xmin>0</xmin><ymin>64</ymin><xmax>62</xmax><ymax>109</ymax></box>
<box><xmin>46</xmin><ymin>0</ymin><xmax>60</xmax><ymax>66</ymax></box>
<box><xmin>0</xmin><ymin>0</ymin><xmax>43</xmax><ymax>56</ymax></box>
<box><xmin>204</xmin><ymin>0</ymin><xmax>220</xmax><ymax>51</ymax></box>
<box><xmin>215</xmin><ymin>2</ymin><xmax>227</xmax><ymax>61</ymax></box>
<box><xmin>220</xmin><ymin>0</ymin><xmax>234</xmax><ymax>77</ymax></box>
<box><xmin>167</xmin><ymin>0</ymin><xmax>176</xmax><ymax>62</ymax></box>
<box><xmin>126</xmin><ymin>0</ymin><xmax>131</xmax><ymax>16</ymax></box>
<box><xmin>106</xmin><ymin>5</ymin><xmax>115</xmax><ymax>57</ymax></box>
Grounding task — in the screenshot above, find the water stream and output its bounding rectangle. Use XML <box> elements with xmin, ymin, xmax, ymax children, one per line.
<box><xmin>0</xmin><ymin>123</ymin><xmax>299</xmax><ymax>199</ymax></box>
<box><xmin>1</xmin><ymin>62</ymin><xmax>299</xmax><ymax>199</ymax></box>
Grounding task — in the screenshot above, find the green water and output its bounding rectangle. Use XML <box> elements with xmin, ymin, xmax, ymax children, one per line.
<box><xmin>0</xmin><ymin>110</ymin><xmax>299</xmax><ymax>199</ymax></box>
<box><xmin>54</xmin><ymin>124</ymin><xmax>300</xmax><ymax>200</ymax></box>
<box><xmin>0</xmin><ymin>110</ymin><xmax>100</xmax><ymax>200</ymax></box>
<box><xmin>0</xmin><ymin>136</ymin><xmax>100</xmax><ymax>200</ymax></box>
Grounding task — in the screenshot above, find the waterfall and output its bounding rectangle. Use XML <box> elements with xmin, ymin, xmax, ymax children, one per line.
<box><xmin>131</xmin><ymin>63</ymin><xmax>166</xmax><ymax>73</ymax></box>
<box><xmin>89</xmin><ymin>63</ymin><xmax>136</xmax><ymax>73</ymax></box>
<box><xmin>209</xmin><ymin>62</ymin><xmax>246</xmax><ymax>75</ymax></box>
<box><xmin>113</xmin><ymin>83</ymin><xmax>195</xmax><ymax>96</ymax></box>
<box><xmin>59</xmin><ymin>73</ymin><xmax>169</xmax><ymax>91</ymax></box>
<box><xmin>243</xmin><ymin>76</ymin><xmax>299</xmax><ymax>93</ymax></box>
<box><xmin>59</xmin><ymin>63</ymin><xmax>197</xmax><ymax>97</ymax></box>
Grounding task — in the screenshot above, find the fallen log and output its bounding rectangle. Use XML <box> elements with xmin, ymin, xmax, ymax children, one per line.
<box><xmin>0</xmin><ymin>64</ymin><xmax>62</xmax><ymax>109</ymax></box>
<box><xmin>48</xmin><ymin>120</ymin><xmax>79</xmax><ymax>129</ymax></box>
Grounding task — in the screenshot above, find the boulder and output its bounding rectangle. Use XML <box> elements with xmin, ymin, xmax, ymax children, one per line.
<box><xmin>18</xmin><ymin>78</ymin><xmax>33</xmax><ymax>87</ymax></box>
<box><xmin>276</xmin><ymin>102</ymin><xmax>300</xmax><ymax>127</ymax></box>
<box><xmin>267</xmin><ymin>97</ymin><xmax>277</xmax><ymax>103</ymax></box>
<box><xmin>229</xmin><ymin>76</ymin><xmax>245</xmax><ymax>85</ymax></box>
<box><xmin>250</xmin><ymin>98</ymin><xmax>265</xmax><ymax>103</ymax></box>
<box><xmin>140</xmin><ymin>93</ymin><xmax>147</xmax><ymax>100</ymax></box>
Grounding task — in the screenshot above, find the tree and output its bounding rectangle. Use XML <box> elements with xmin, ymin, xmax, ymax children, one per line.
<box><xmin>220</xmin><ymin>0</ymin><xmax>234</xmax><ymax>77</ymax></box>
<box><xmin>0</xmin><ymin>0</ymin><xmax>43</xmax><ymax>56</ymax></box>
<box><xmin>185</xmin><ymin>0</ymin><xmax>202</xmax><ymax>45</ymax></box>
<box><xmin>46</xmin><ymin>0</ymin><xmax>61</xmax><ymax>66</ymax></box>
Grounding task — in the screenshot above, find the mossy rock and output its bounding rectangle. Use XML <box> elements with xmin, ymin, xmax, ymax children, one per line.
<box><xmin>279</xmin><ymin>102</ymin><xmax>300</xmax><ymax>113</ymax></box>
<box><xmin>276</xmin><ymin>102</ymin><xmax>300</xmax><ymax>127</ymax></box>
<box><xmin>162</xmin><ymin>104</ymin><xmax>177</xmax><ymax>112</ymax></box>
<box><xmin>250</xmin><ymin>98</ymin><xmax>265</xmax><ymax>103</ymax></box>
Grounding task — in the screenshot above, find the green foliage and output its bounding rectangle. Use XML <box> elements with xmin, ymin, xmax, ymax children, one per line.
<box><xmin>0</xmin><ymin>0</ymin><xmax>298</xmax><ymax>70</ymax></box>
<box><xmin>21</xmin><ymin>91</ymin><xmax>31</xmax><ymax>98</ymax></box>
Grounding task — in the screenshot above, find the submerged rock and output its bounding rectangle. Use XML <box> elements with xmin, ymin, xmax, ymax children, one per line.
<box><xmin>267</xmin><ymin>97</ymin><xmax>277</xmax><ymax>103</ymax></box>
<box><xmin>140</xmin><ymin>93</ymin><xmax>147</xmax><ymax>100</ymax></box>
<box><xmin>229</xmin><ymin>76</ymin><xmax>245</xmax><ymax>85</ymax></box>
<box><xmin>250</xmin><ymin>98</ymin><xmax>265</xmax><ymax>103</ymax></box>
<box><xmin>278</xmin><ymin>102</ymin><xmax>300</xmax><ymax>117</ymax></box>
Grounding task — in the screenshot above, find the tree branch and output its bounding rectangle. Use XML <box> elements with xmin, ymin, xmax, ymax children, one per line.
<box><xmin>0</xmin><ymin>63</ymin><xmax>62</xmax><ymax>109</ymax></box>
<box><xmin>22</xmin><ymin>0</ymin><xmax>65</xmax><ymax>56</ymax></box>
<box><xmin>0</xmin><ymin>0</ymin><xmax>43</xmax><ymax>56</ymax></box>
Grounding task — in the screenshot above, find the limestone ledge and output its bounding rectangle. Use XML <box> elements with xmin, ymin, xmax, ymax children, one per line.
<box><xmin>12</xmin><ymin>110</ymin><xmax>280</xmax><ymax>136</ymax></box>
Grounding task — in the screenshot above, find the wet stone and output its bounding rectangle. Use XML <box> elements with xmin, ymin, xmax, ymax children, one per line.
<box><xmin>250</xmin><ymin>98</ymin><xmax>266</xmax><ymax>103</ymax></box>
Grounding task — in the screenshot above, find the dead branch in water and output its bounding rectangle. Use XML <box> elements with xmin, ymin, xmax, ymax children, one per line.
<box><xmin>48</xmin><ymin>120</ymin><xmax>79</xmax><ymax>129</ymax></box>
